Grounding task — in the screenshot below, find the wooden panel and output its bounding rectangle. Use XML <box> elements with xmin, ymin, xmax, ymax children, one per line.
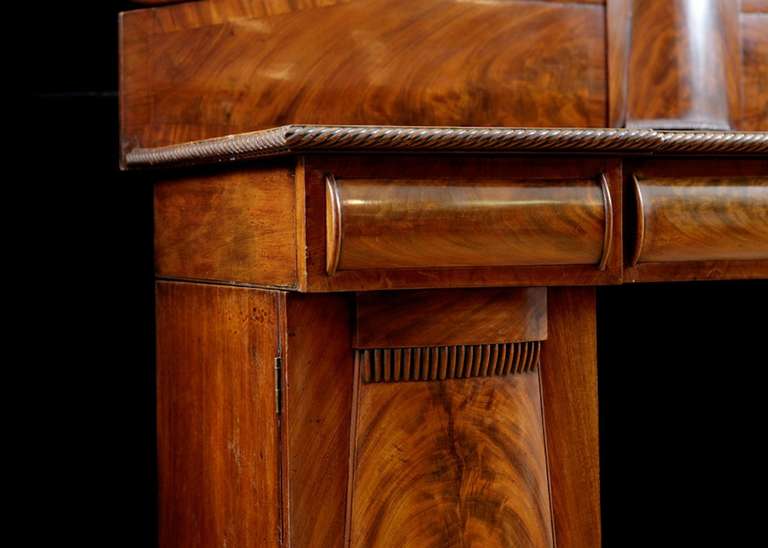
<box><xmin>304</xmin><ymin>155</ymin><xmax>624</xmax><ymax>291</ymax></box>
<box><xmin>357</xmin><ymin>342</ymin><xmax>542</xmax><ymax>383</ymax></box>
<box><xmin>631</xmin><ymin>175</ymin><xmax>768</xmax><ymax>264</ymax></box>
<box><xmin>540</xmin><ymin>287</ymin><xmax>601</xmax><ymax>548</ymax></box>
<box><xmin>740</xmin><ymin>12</ymin><xmax>768</xmax><ymax>130</ymax></box>
<box><xmin>625</xmin><ymin>158</ymin><xmax>768</xmax><ymax>281</ymax></box>
<box><xmin>328</xmin><ymin>176</ymin><xmax>609</xmax><ymax>271</ymax></box>
<box><xmin>355</xmin><ymin>288</ymin><xmax>547</xmax><ymax>349</ymax></box>
<box><xmin>625</xmin><ymin>0</ymin><xmax>741</xmax><ymax>130</ymax></box>
<box><xmin>153</xmin><ymin>161</ymin><xmax>297</xmax><ymax>287</ymax></box>
<box><xmin>607</xmin><ymin>0</ymin><xmax>631</xmax><ymax>127</ymax></box>
<box><xmin>120</xmin><ymin>0</ymin><xmax>607</xmax><ymax>150</ymax></box>
<box><xmin>349</xmin><ymin>373</ymin><xmax>554</xmax><ymax>547</ymax></box>
<box><xmin>155</xmin><ymin>282</ymin><xmax>280</xmax><ymax>548</ymax></box>
<box><xmin>283</xmin><ymin>293</ymin><xmax>355</xmax><ymax>548</ymax></box>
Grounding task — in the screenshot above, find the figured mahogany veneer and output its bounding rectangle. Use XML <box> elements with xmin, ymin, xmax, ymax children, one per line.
<box><xmin>625</xmin><ymin>158</ymin><xmax>768</xmax><ymax>282</ymax></box>
<box><xmin>120</xmin><ymin>0</ymin><xmax>606</xmax><ymax>151</ymax></box>
<box><xmin>354</xmin><ymin>288</ymin><xmax>546</xmax><ymax>349</ymax></box>
<box><xmin>631</xmin><ymin>175</ymin><xmax>768</xmax><ymax>264</ymax></box>
<box><xmin>348</xmin><ymin>372</ymin><xmax>554</xmax><ymax>548</ymax></box>
<box><xmin>326</xmin><ymin>175</ymin><xmax>611</xmax><ymax>273</ymax></box>
<box><xmin>306</xmin><ymin>155</ymin><xmax>623</xmax><ymax>291</ymax></box>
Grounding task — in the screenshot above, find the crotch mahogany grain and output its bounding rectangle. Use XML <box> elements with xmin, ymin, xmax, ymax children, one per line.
<box><xmin>348</xmin><ymin>370</ymin><xmax>554</xmax><ymax>547</ymax></box>
<box><xmin>611</xmin><ymin>0</ymin><xmax>742</xmax><ymax>130</ymax></box>
<box><xmin>354</xmin><ymin>288</ymin><xmax>547</xmax><ymax>349</ymax></box>
<box><xmin>119</xmin><ymin>0</ymin><xmax>607</xmax><ymax>151</ymax></box>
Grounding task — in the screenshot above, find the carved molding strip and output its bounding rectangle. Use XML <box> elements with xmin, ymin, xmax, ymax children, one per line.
<box><xmin>125</xmin><ymin>125</ymin><xmax>768</xmax><ymax>168</ymax></box>
<box><xmin>357</xmin><ymin>342</ymin><xmax>541</xmax><ymax>384</ymax></box>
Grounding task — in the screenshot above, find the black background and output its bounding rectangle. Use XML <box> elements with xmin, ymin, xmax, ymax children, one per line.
<box><xmin>26</xmin><ymin>2</ymin><xmax>766</xmax><ymax>546</ymax></box>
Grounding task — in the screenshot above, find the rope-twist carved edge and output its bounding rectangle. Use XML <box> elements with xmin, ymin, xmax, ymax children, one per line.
<box><xmin>124</xmin><ymin>125</ymin><xmax>768</xmax><ymax>168</ymax></box>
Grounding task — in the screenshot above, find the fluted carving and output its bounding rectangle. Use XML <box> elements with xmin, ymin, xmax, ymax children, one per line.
<box><xmin>357</xmin><ymin>342</ymin><xmax>542</xmax><ymax>384</ymax></box>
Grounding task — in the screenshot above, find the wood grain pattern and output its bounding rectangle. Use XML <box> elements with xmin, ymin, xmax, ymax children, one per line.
<box><xmin>358</xmin><ymin>342</ymin><xmax>542</xmax><ymax>383</ymax></box>
<box><xmin>120</xmin><ymin>0</ymin><xmax>607</xmax><ymax>151</ymax></box>
<box><xmin>740</xmin><ymin>12</ymin><xmax>768</xmax><ymax>130</ymax></box>
<box><xmin>155</xmin><ymin>282</ymin><xmax>281</xmax><ymax>548</ymax></box>
<box><xmin>153</xmin><ymin>161</ymin><xmax>297</xmax><ymax>287</ymax></box>
<box><xmin>355</xmin><ymin>288</ymin><xmax>546</xmax><ymax>349</ymax></box>
<box><xmin>632</xmin><ymin>175</ymin><xmax>768</xmax><ymax>264</ymax></box>
<box><xmin>625</xmin><ymin>0</ymin><xmax>741</xmax><ymax>130</ymax></box>
<box><xmin>328</xmin><ymin>176</ymin><xmax>608</xmax><ymax>271</ymax></box>
<box><xmin>625</xmin><ymin>157</ymin><xmax>768</xmax><ymax>281</ymax></box>
<box><xmin>304</xmin><ymin>155</ymin><xmax>624</xmax><ymax>291</ymax></box>
<box><xmin>540</xmin><ymin>287</ymin><xmax>601</xmax><ymax>548</ymax></box>
<box><xmin>743</xmin><ymin>0</ymin><xmax>768</xmax><ymax>13</ymax></box>
<box><xmin>349</xmin><ymin>373</ymin><xmax>554</xmax><ymax>547</ymax></box>
<box><xmin>283</xmin><ymin>293</ymin><xmax>355</xmax><ymax>548</ymax></box>
<box><xmin>607</xmin><ymin>0</ymin><xmax>631</xmax><ymax>127</ymax></box>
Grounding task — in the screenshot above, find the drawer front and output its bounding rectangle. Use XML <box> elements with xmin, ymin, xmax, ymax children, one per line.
<box><xmin>326</xmin><ymin>175</ymin><xmax>612</xmax><ymax>274</ymax></box>
<box><xmin>632</xmin><ymin>176</ymin><xmax>768</xmax><ymax>264</ymax></box>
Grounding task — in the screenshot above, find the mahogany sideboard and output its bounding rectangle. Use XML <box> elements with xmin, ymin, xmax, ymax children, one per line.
<box><xmin>120</xmin><ymin>1</ymin><xmax>767</xmax><ymax>546</ymax></box>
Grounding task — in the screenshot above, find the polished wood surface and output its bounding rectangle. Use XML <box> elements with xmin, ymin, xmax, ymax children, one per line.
<box><xmin>622</xmin><ymin>0</ymin><xmax>741</xmax><ymax>130</ymax></box>
<box><xmin>127</xmin><ymin>2</ymin><xmax>768</xmax><ymax>546</ymax></box>
<box><xmin>631</xmin><ymin>175</ymin><xmax>768</xmax><ymax>264</ymax></box>
<box><xmin>304</xmin><ymin>155</ymin><xmax>624</xmax><ymax>291</ymax></box>
<box><xmin>625</xmin><ymin>158</ymin><xmax>768</xmax><ymax>282</ymax></box>
<box><xmin>283</xmin><ymin>293</ymin><xmax>355</xmax><ymax>548</ymax></box>
<box><xmin>153</xmin><ymin>162</ymin><xmax>297</xmax><ymax>288</ymax></box>
<box><xmin>120</xmin><ymin>0</ymin><xmax>607</xmax><ymax>151</ymax></box>
<box><xmin>327</xmin><ymin>176</ymin><xmax>608</xmax><ymax>271</ymax></box>
<box><xmin>349</xmin><ymin>373</ymin><xmax>554</xmax><ymax>547</ymax></box>
<box><xmin>156</xmin><ymin>282</ymin><xmax>281</xmax><ymax>548</ymax></box>
<box><xmin>540</xmin><ymin>288</ymin><xmax>601</xmax><ymax>548</ymax></box>
<box><xmin>740</xmin><ymin>9</ymin><xmax>768</xmax><ymax>130</ymax></box>
<box><xmin>355</xmin><ymin>288</ymin><xmax>547</xmax><ymax>349</ymax></box>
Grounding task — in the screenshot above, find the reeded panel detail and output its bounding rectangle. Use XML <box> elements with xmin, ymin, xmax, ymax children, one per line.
<box><xmin>357</xmin><ymin>342</ymin><xmax>541</xmax><ymax>384</ymax></box>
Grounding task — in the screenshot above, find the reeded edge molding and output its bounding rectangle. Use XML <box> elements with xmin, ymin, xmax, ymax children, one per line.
<box><xmin>124</xmin><ymin>125</ymin><xmax>768</xmax><ymax>168</ymax></box>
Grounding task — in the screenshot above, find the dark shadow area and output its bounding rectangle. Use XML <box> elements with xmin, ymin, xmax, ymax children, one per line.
<box><xmin>598</xmin><ymin>280</ymin><xmax>767</xmax><ymax>547</ymax></box>
<box><xmin>25</xmin><ymin>2</ymin><xmax>156</xmax><ymax>546</ymax></box>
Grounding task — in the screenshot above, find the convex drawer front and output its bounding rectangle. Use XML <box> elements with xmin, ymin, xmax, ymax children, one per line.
<box><xmin>631</xmin><ymin>175</ymin><xmax>768</xmax><ymax>264</ymax></box>
<box><xmin>326</xmin><ymin>175</ymin><xmax>613</xmax><ymax>273</ymax></box>
<box><xmin>304</xmin><ymin>155</ymin><xmax>623</xmax><ymax>291</ymax></box>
